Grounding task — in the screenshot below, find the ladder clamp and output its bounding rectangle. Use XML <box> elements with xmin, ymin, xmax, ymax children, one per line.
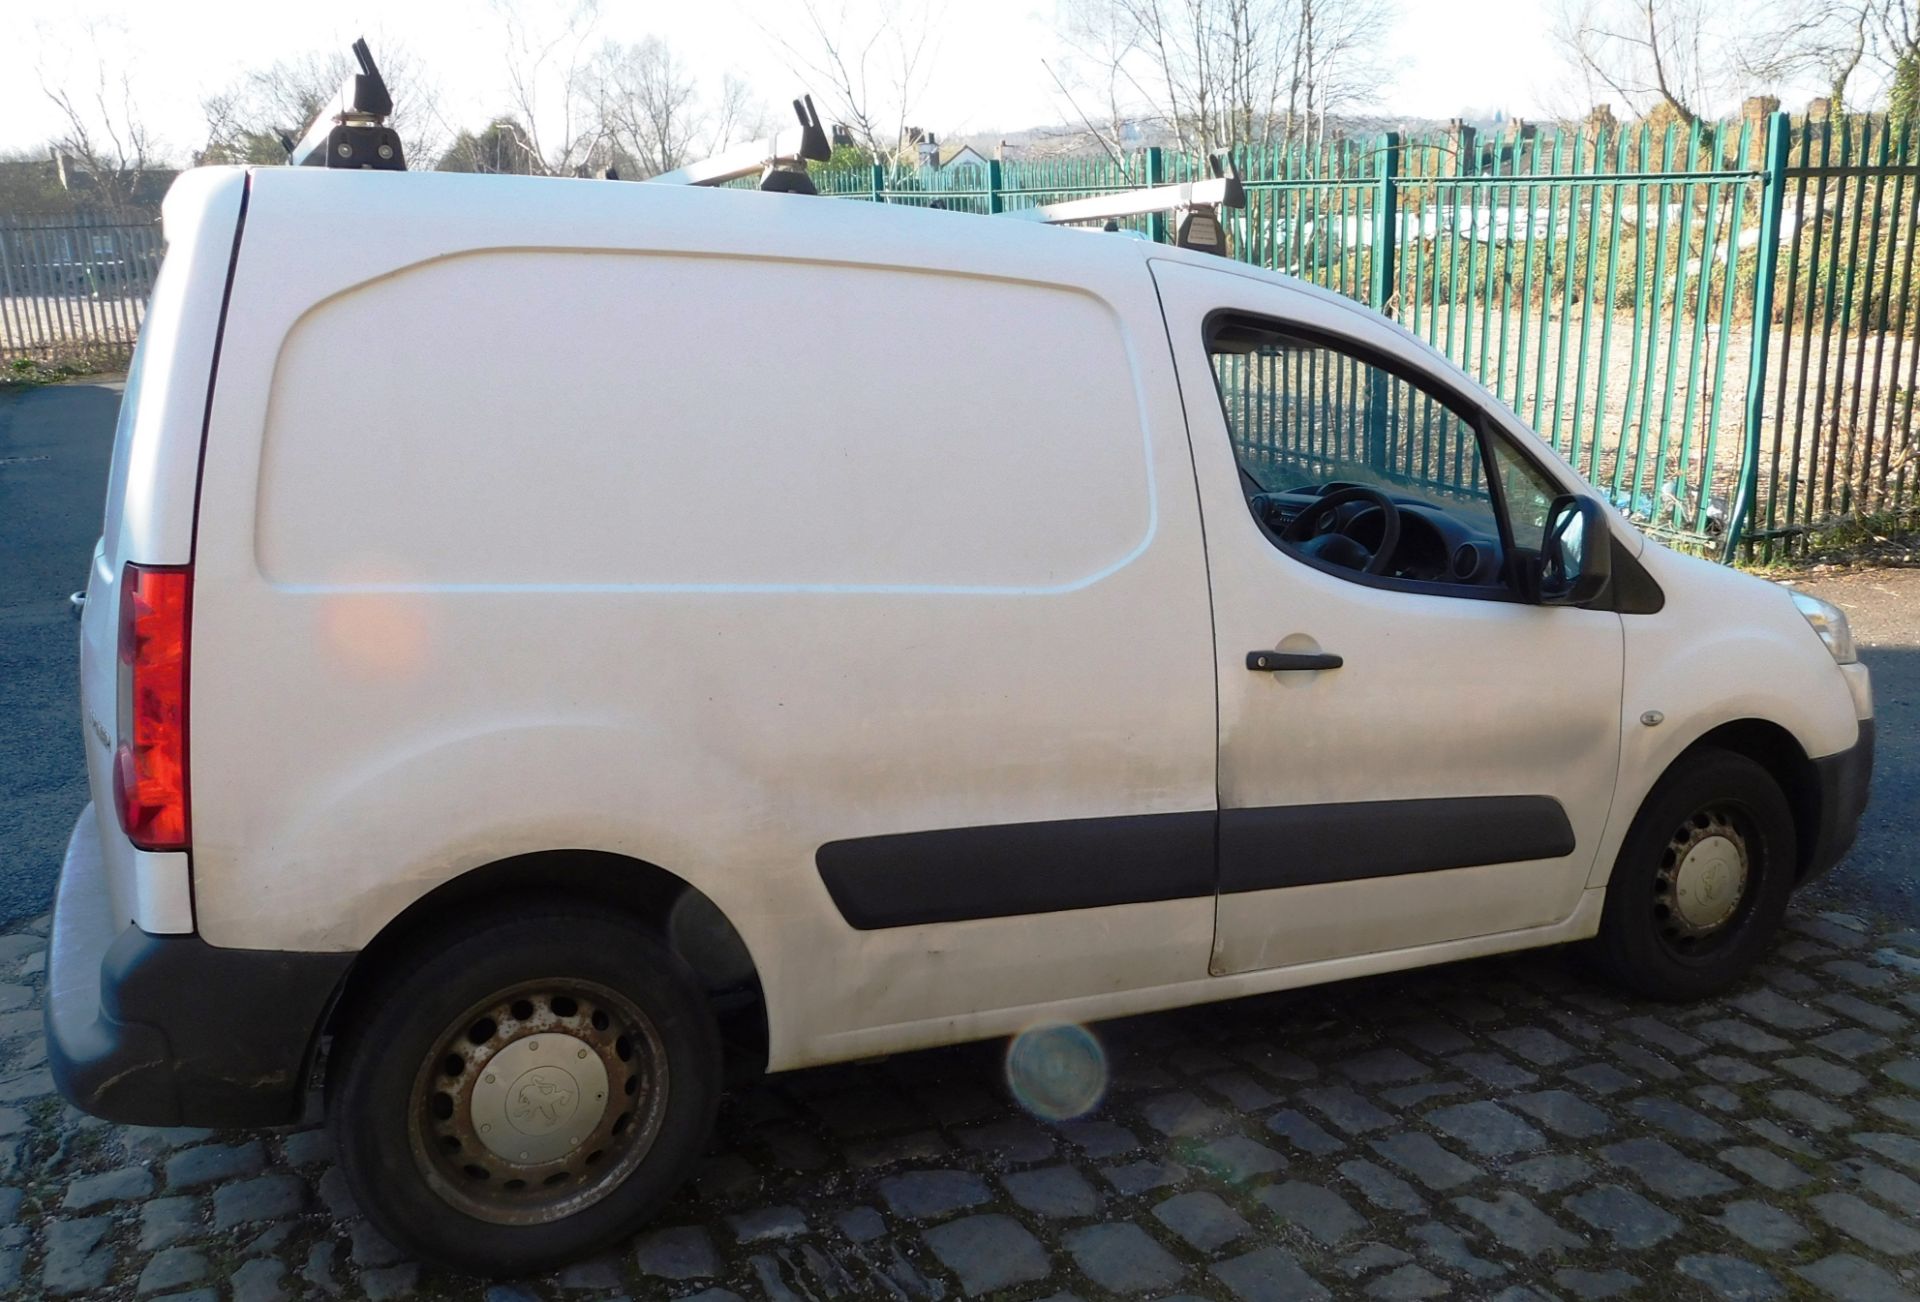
<box><xmin>286</xmin><ymin>38</ymin><xmax>405</xmax><ymax>172</ymax></box>
<box><xmin>1004</xmin><ymin>152</ymin><xmax>1245</xmax><ymax>257</ymax></box>
<box><xmin>644</xmin><ymin>97</ymin><xmax>831</xmax><ymax>193</ymax></box>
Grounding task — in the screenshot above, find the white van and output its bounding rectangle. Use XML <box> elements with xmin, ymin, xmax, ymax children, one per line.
<box><xmin>49</xmin><ymin>164</ymin><xmax>1872</xmax><ymax>1272</ymax></box>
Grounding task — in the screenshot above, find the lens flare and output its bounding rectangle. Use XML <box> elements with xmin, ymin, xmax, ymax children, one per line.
<box><xmin>1005</xmin><ymin>1023</ymin><xmax>1107</xmax><ymax>1121</ymax></box>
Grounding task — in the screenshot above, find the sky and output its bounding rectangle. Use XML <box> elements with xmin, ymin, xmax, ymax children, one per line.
<box><xmin>0</xmin><ymin>0</ymin><xmax>1726</xmax><ymax>165</ymax></box>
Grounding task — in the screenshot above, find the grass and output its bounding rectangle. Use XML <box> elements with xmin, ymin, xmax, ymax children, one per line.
<box><xmin>2</xmin><ymin>357</ymin><xmax>93</xmax><ymax>388</ymax></box>
<box><xmin>1</xmin><ymin>347</ymin><xmax>130</xmax><ymax>389</ymax></box>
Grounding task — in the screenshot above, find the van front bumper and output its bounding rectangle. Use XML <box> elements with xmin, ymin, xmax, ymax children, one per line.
<box><xmin>46</xmin><ymin>806</ymin><xmax>354</xmax><ymax>1127</ymax></box>
<box><xmin>1803</xmin><ymin>719</ymin><xmax>1875</xmax><ymax>884</ymax></box>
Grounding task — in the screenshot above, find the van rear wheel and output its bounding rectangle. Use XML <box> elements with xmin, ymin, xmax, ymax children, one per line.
<box><xmin>1592</xmin><ymin>749</ymin><xmax>1796</xmax><ymax>1001</ymax></box>
<box><xmin>328</xmin><ymin>903</ymin><xmax>720</xmax><ymax>1274</ymax></box>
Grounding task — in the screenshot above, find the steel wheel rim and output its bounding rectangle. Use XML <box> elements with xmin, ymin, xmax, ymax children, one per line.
<box><xmin>407</xmin><ymin>978</ymin><xmax>669</xmax><ymax>1225</ymax></box>
<box><xmin>1652</xmin><ymin>807</ymin><xmax>1752</xmax><ymax>955</ymax></box>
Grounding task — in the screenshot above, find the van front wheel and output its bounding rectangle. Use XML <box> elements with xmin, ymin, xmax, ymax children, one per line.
<box><xmin>1593</xmin><ymin>749</ymin><xmax>1797</xmax><ymax>1001</ymax></box>
<box><xmin>328</xmin><ymin>903</ymin><xmax>721</xmax><ymax>1274</ymax></box>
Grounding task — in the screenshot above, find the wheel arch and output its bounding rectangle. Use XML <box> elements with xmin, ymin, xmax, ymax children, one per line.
<box><xmin>318</xmin><ymin>850</ymin><xmax>769</xmax><ymax>1085</ymax></box>
<box><xmin>1670</xmin><ymin>718</ymin><xmax>1820</xmax><ymax>879</ymax></box>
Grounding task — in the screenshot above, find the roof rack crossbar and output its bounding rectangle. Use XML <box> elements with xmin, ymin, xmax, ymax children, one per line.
<box><xmin>287</xmin><ymin>37</ymin><xmax>406</xmax><ymax>171</ymax></box>
<box><xmin>1002</xmin><ymin>152</ymin><xmax>1244</xmax><ymax>257</ymax></box>
<box><xmin>1006</xmin><ymin>151</ymin><xmax>1244</xmax><ymax>228</ymax></box>
<box><xmin>646</xmin><ymin>96</ymin><xmax>830</xmax><ymax>191</ymax></box>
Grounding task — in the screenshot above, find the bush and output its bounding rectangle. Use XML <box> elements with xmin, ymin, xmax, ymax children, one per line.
<box><xmin>0</xmin><ymin>347</ymin><xmax>128</xmax><ymax>387</ymax></box>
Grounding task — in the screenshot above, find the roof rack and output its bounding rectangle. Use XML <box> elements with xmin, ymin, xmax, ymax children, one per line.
<box><xmin>644</xmin><ymin>97</ymin><xmax>830</xmax><ymax>193</ymax></box>
<box><xmin>639</xmin><ymin>103</ymin><xmax>1243</xmax><ymax>256</ymax></box>
<box><xmin>1005</xmin><ymin>152</ymin><xmax>1245</xmax><ymax>257</ymax></box>
<box><xmin>286</xmin><ymin>38</ymin><xmax>405</xmax><ymax>171</ymax></box>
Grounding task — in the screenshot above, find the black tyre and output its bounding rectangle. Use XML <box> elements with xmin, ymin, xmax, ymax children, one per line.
<box><xmin>328</xmin><ymin>902</ymin><xmax>721</xmax><ymax>1274</ymax></box>
<box><xmin>1593</xmin><ymin>749</ymin><xmax>1797</xmax><ymax>1001</ymax></box>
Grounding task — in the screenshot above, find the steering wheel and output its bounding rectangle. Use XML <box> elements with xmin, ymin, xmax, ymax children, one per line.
<box><xmin>1278</xmin><ymin>485</ymin><xmax>1403</xmax><ymax>575</ymax></box>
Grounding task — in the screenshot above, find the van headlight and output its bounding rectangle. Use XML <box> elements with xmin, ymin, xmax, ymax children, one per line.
<box><xmin>1791</xmin><ymin>591</ymin><xmax>1857</xmax><ymax>664</ymax></box>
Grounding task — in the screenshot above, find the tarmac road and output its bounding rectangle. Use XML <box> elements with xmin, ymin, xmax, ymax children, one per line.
<box><xmin>0</xmin><ymin>380</ymin><xmax>1911</xmax><ymax>926</ymax></box>
<box><xmin>1797</xmin><ymin>565</ymin><xmax>1920</xmax><ymax>919</ymax></box>
<box><xmin>0</xmin><ymin>381</ymin><xmax>117</xmax><ymax>928</ymax></box>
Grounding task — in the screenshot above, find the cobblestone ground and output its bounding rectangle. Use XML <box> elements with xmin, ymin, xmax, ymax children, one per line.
<box><xmin>4</xmin><ymin>909</ymin><xmax>1920</xmax><ymax>1301</ymax></box>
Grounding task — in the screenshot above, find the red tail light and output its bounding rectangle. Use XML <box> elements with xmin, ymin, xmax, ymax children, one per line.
<box><xmin>114</xmin><ymin>564</ymin><xmax>191</xmax><ymax>851</ymax></box>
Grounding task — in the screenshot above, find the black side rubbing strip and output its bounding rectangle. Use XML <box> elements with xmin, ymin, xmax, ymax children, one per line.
<box><xmin>1219</xmin><ymin>796</ymin><xmax>1575</xmax><ymax>895</ymax></box>
<box><xmin>817</xmin><ymin>811</ymin><xmax>1217</xmax><ymax>930</ymax></box>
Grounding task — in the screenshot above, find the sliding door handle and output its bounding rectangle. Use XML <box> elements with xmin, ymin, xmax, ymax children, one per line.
<box><xmin>1246</xmin><ymin>650</ymin><xmax>1343</xmax><ymax>672</ymax></box>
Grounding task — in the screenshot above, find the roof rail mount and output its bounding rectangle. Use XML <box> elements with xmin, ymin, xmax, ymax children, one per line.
<box><xmin>1008</xmin><ymin>151</ymin><xmax>1245</xmax><ymax>257</ymax></box>
<box><xmin>644</xmin><ymin>96</ymin><xmax>830</xmax><ymax>193</ymax></box>
<box><xmin>288</xmin><ymin>38</ymin><xmax>406</xmax><ymax>172</ymax></box>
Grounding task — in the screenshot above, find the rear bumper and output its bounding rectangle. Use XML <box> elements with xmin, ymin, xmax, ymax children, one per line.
<box><xmin>1803</xmin><ymin>719</ymin><xmax>1875</xmax><ymax>884</ymax></box>
<box><xmin>46</xmin><ymin>806</ymin><xmax>354</xmax><ymax>1126</ymax></box>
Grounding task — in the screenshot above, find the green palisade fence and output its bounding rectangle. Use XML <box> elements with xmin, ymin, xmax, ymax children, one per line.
<box><xmin>1755</xmin><ymin>115</ymin><xmax>1920</xmax><ymax>558</ymax></box>
<box><xmin>813</xmin><ymin>112</ymin><xmax>1920</xmax><ymax>558</ymax></box>
<box><xmin>7</xmin><ymin>124</ymin><xmax>1919</xmax><ymax>558</ymax></box>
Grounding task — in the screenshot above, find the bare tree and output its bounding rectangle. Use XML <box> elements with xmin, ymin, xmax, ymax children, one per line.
<box><xmin>1041</xmin><ymin>22</ymin><xmax>1146</xmax><ymax>167</ymax></box>
<box><xmin>1727</xmin><ymin>0</ymin><xmax>1869</xmax><ymax>110</ymax></box>
<box><xmin>1553</xmin><ymin>0</ymin><xmax>1734</xmax><ymax>124</ymax></box>
<box><xmin>762</xmin><ymin>0</ymin><xmax>941</xmax><ymax>177</ymax></box>
<box><xmin>593</xmin><ymin>43</ymin><xmax>771</xmax><ymax>176</ymax></box>
<box><xmin>1282</xmin><ymin>0</ymin><xmax>1396</xmax><ymax>145</ymax></box>
<box><xmin>1556</xmin><ymin>0</ymin><xmax>1892</xmax><ymax>125</ymax></box>
<box><xmin>1869</xmin><ymin>0</ymin><xmax>1920</xmax><ymax>122</ymax></box>
<box><xmin>707</xmin><ymin>74</ymin><xmax>769</xmax><ymax>155</ymax></box>
<box><xmin>1053</xmin><ymin>0</ymin><xmax>1393</xmax><ymax>157</ymax></box>
<box><xmin>594</xmin><ymin>39</ymin><xmax>697</xmax><ymax>174</ymax></box>
<box><xmin>36</xmin><ymin>20</ymin><xmax>157</xmax><ymax>208</ymax></box>
<box><xmin>494</xmin><ymin>0</ymin><xmax>611</xmax><ymax>176</ymax></box>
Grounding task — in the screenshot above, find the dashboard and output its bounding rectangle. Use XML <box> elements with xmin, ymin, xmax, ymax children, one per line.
<box><xmin>1247</xmin><ymin>482</ymin><xmax>1507</xmax><ymax>586</ymax></box>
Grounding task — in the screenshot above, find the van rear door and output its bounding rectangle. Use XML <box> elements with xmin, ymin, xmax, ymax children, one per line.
<box><xmin>78</xmin><ymin>167</ymin><xmax>247</xmax><ymax>937</ymax></box>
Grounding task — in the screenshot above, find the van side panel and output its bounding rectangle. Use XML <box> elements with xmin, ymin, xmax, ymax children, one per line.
<box><xmin>253</xmin><ymin>253</ymin><xmax>1153</xmax><ymax>591</ymax></box>
<box><xmin>187</xmin><ymin>171</ymin><xmax>1219</xmax><ymax>1071</ymax></box>
<box><xmin>78</xmin><ymin>167</ymin><xmax>246</xmax><ymax>936</ymax></box>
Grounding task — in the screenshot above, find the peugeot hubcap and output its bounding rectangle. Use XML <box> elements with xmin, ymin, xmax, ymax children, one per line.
<box><xmin>1654</xmin><ymin>810</ymin><xmax>1749</xmax><ymax>946</ymax></box>
<box><xmin>408</xmin><ymin>980</ymin><xmax>668</xmax><ymax>1225</ymax></box>
<box><xmin>469</xmin><ymin>1032</ymin><xmax>609</xmax><ymax>1164</ymax></box>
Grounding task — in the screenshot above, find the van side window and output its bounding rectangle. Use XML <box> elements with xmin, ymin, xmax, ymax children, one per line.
<box><xmin>1207</xmin><ymin>318</ymin><xmax>1554</xmax><ymax>594</ymax></box>
<box><xmin>1488</xmin><ymin>436</ymin><xmax>1561</xmax><ymax>553</ymax></box>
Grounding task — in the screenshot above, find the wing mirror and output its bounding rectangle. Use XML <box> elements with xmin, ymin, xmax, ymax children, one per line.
<box><xmin>1537</xmin><ymin>494</ymin><xmax>1612</xmax><ymax>607</ymax></box>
